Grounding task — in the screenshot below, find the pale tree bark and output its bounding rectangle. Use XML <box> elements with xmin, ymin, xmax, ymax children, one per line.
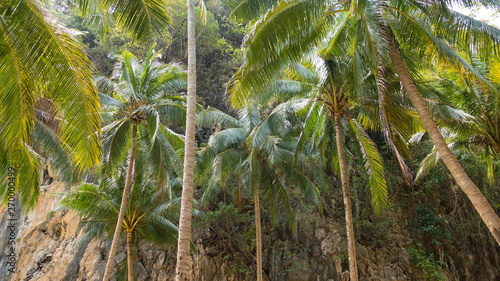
<box><xmin>127</xmin><ymin>231</ymin><xmax>134</xmax><ymax>281</ymax></box>
<box><xmin>385</xmin><ymin>28</ymin><xmax>500</xmax><ymax>246</ymax></box>
<box><xmin>102</xmin><ymin>125</ymin><xmax>138</xmax><ymax>281</ymax></box>
<box><xmin>254</xmin><ymin>186</ymin><xmax>263</xmax><ymax>281</ymax></box>
<box><xmin>175</xmin><ymin>0</ymin><xmax>197</xmax><ymax>278</ymax></box>
<box><xmin>333</xmin><ymin>113</ymin><xmax>358</xmax><ymax>281</ymax></box>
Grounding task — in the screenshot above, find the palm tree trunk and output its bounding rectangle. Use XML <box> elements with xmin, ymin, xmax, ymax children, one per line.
<box><xmin>102</xmin><ymin>125</ymin><xmax>138</xmax><ymax>281</ymax></box>
<box><xmin>333</xmin><ymin>113</ymin><xmax>358</xmax><ymax>281</ymax></box>
<box><xmin>385</xmin><ymin>28</ymin><xmax>500</xmax><ymax>246</ymax></box>
<box><xmin>376</xmin><ymin>67</ymin><xmax>413</xmax><ymax>187</ymax></box>
<box><xmin>254</xmin><ymin>186</ymin><xmax>263</xmax><ymax>281</ymax></box>
<box><xmin>175</xmin><ymin>0</ymin><xmax>197</xmax><ymax>279</ymax></box>
<box><xmin>127</xmin><ymin>231</ymin><xmax>134</xmax><ymax>281</ymax></box>
<box><xmin>493</xmin><ymin>143</ymin><xmax>500</xmax><ymax>158</ymax></box>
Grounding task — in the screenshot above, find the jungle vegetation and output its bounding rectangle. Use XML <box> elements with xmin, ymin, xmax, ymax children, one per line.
<box><xmin>2</xmin><ymin>0</ymin><xmax>500</xmax><ymax>280</ymax></box>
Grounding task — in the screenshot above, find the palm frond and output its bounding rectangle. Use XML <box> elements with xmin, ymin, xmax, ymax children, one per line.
<box><xmin>348</xmin><ymin>119</ymin><xmax>388</xmax><ymax>213</ymax></box>
<box><xmin>0</xmin><ymin>0</ymin><xmax>102</xmax><ymax>173</ymax></box>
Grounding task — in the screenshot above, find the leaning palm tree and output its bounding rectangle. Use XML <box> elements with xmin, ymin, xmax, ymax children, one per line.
<box><xmin>380</xmin><ymin>2</ymin><xmax>500</xmax><ymax>245</ymax></box>
<box><xmin>228</xmin><ymin>0</ymin><xmax>500</xmax><ymax>246</ymax></box>
<box><xmin>98</xmin><ymin>47</ymin><xmax>187</xmax><ymax>281</ymax></box>
<box><xmin>411</xmin><ymin>58</ymin><xmax>500</xmax><ymax>183</ymax></box>
<box><xmin>197</xmin><ymin>104</ymin><xmax>325</xmax><ymax>281</ymax></box>
<box><xmin>0</xmin><ymin>0</ymin><xmax>101</xmax><ymax>208</ymax></box>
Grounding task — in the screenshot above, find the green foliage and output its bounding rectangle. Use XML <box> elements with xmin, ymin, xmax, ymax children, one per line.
<box><xmin>270</xmin><ymin>240</ymin><xmax>311</xmax><ymax>277</ymax></box>
<box><xmin>458</xmin><ymin>152</ymin><xmax>497</xmax><ymax>188</ymax></box>
<box><xmin>60</xmin><ymin>170</ymin><xmax>182</xmax><ymax>248</ymax></box>
<box><xmin>356</xmin><ymin>217</ymin><xmax>392</xmax><ymax>246</ymax></box>
<box><xmin>421</xmin><ymin>165</ymin><xmax>446</xmax><ymax>194</ymax></box>
<box><xmin>66</xmin><ymin>0</ymin><xmax>171</xmax><ymax>41</ymax></box>
<box><xmin>232</xmin><ymin>263</ymin><xmax>248</xmax><ymax>274</ymax></box>
<box><xmin>9</xmin><ymin>1</ymin><xmax>500</xmax><ymax>279</ymax></box>
<box><xmin>98</xmin><ymin>47</ymin><xmax>187</xmax><ymax>189</ymax></box>
<box><xmin>162</xmin><ymin>0</ymin><xmax>244</xmax><ymax>110</ymax></box>
<box><xmin>407</xmin><ymin>244</ymin><xmax>445</xmax><ymax>281</ymax></box>
<box><xmin>197</xmin><ymin>104</ymin><xmax>326</xmax><ymax>235</ymax></box>
<box><xmin>413</xmin><ymin>204</ymin><xmax>451</xmax><ymax>246</ymax></box>
<box><xmin>196</xmin><ymin>202</ymin><xmax>253</xmax><ymax>257</ymax></box>
<box><xmin>0</xmin><ymin>0</ymin><xmax>101</xmax><ymax>209</ymax></box>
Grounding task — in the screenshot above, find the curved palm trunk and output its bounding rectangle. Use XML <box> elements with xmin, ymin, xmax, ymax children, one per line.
<box><xmin>376</xmin><ymin>68</ymin><xmax>413</xmax><ymax>187</ymax></box>
<box><xmin>103</xmin><ymin>125</ymin><xmax>138</xmax><ymax>281</ymax></box>
<box><xmin>386</xmin><ymin>29</ymin><xmax>500</xmax><ymax>246</ymax></box>
<box><xmin>175</xmin><ymin>0</ymin><xmax>197</xmax><ymax>279</ymax></box>
<box><xmin>333</xmin><ymin>113</ymin><xmax>358</xmax><ymax>281</ymax></box>
<box><xmin>127</xmin><ymin>231</ymin><xmax>134</xmax><ymax>281</ymax></box>
<box><xmin>254</xmin><ymin>186</ymin><xmax>263</xmax><ymax>281</ymax></box>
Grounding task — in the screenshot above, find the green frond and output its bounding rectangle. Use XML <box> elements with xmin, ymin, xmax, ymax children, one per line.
<box><xmin>279</xmin><ymin>159</ymin><xmax>322</xmax><ymax>211</ymax></box>
<box><xmin>0</xmin><ymin>0</ymin><xmax>102</xmax><ymax>174</ymax></box>
<box><xmin>231</xmin><ymin>0</ymin><xmax>280</xmax><ymax>21</ymax></box>
<box><xmin>103</xmin><ymin>0</ymin><xmax>171</xmax><ymax>40</ymax></box>
<box><xmin>31</xmin><ymin>120</ymin><xmax>74</xmax><ymax>184</ymax></box>
<box><xmin>209</xmin><ymin>128</ymin><xmax>247</xmax><ymax>153</ymax></box>
<box><xmin>349</xmin><ymin>119</ymin><xmax>388</xmax><ymax>213</ymax></box>
<box><xmin>262</xmin><ymin>168</ymin><xmax>297</xmax><ymax>234</ymax></box>
<box><xmin>386</xmin><ymin>2</ymin><xmax>493</xmax><ymax>88</ymax></box>
<box><xmin>143</xmin><ymin>127</ymin><xmax>184</xmax><ymax>188</ymax></box>
<box><xmin>154</xmin><ymin>102</ymin><xmax>187</xmax><ymax>128</ymax></box>
<box><xmin>145</xmin><ymin>108</ymin><xmax>160</xmax><ymax>147</ymax></box>
<box><xmin>158</xmin><ymin>124</ymin><xmax>185</xmax><ymax>151</ymax></box>
<box><xmin>101</xmin><ymin>119</ymin><xmax>132</xmax><ymax>166</ymax></box>
<box><xmin>435</xmin><ymin>8</ymin><xmax>500</xmax><ymax>59</ymax></box>
<box><xmin>197</xmin><ymin>107</ymin><xmax>241</xmax><ymax>128</ymax></box>
<box><xmin>227</xmin><ymin>0</ymin><xmax>329</xmax><ymax>108</ymax></box>
<box><xmin>489</xmin><ymin>61</ymin><xmax>500</xmax><ymax>84</ymax></box>
<box><xmin>415</xmin><ymin>148</ymin><xmax>441</xmax><ymax>183</ymax></box>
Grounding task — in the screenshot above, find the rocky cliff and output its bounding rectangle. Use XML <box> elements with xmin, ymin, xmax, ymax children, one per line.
<box><xmin>1</xmin><ymin>180</ymin><xmax>499</xmax><ymax>281</ymax></box>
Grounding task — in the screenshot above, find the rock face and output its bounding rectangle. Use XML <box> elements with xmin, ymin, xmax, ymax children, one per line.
<box><xmin>1</xmin><ymin>181</ymin><xmax>500</xmax><ymax>281</ymax></box>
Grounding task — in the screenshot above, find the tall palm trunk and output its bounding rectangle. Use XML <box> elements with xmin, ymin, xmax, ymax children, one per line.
<box><xmin>127</xmin><ymin>231</ymin><xmax>134</xmax><ymax>281</ymax></box>
<box><xmin>175</xmin><ymin>0</ymin><xmax>197</xmax><ymax>279</ymax></box>
<box><xmin>385</xmin><ymin>29</ymin><xmax>500</xmax><ymax>246</ymax></box>
<box><xmin>254</xmin><ymin>186</ymin><xmax>263</xmax><ymax>281</ymax></box>
<box><xmin>103</xmin><ymin>125</ymin><xmax>138</xmax><ymax>281</ymax></box>
<box><xmin>333</xmin><ymin>113</ymin><xmax>358</xmax><ymax>281</ymax></box>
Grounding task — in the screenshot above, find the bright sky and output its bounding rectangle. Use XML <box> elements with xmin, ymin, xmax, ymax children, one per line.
<box><xmin>452</xmin><ymin>5</ymin><xmax>500</xmax><ymax>28</ymax></box>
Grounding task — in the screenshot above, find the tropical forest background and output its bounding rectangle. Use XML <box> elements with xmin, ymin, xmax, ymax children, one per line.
<box><xmin>2</xmin><ymin>0</ymin><xmax>500</xmax><ymax>280</ymax></box>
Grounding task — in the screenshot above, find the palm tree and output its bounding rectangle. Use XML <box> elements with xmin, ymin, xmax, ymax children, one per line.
<box><xmin>289</xmin><ymin>58</ymin><xmax>393</xmax><ymax>280</ymax></box>
<box><xmin>380</xmin><ymin>4</ymin><xmax>500</xmax><ymax>245</ymax></box>
<box><xmin>97</xmin><ymin>47</ymin><xmax>187</xmax><ymax>281</ymax></box>
<box><xmin>411</xmin><ymin>58</ymin><xmax>500</xmax><ymax>183</ymax></box>
<box><xmin>0</xmin><ymin>0</ymin><xmax>174</xmax><ymax>209</ymax></box>
<box><xmin>228</xmin><ymin>0</ymin><xmax>500</xmax><ymax>246</ymax></box>
<box><xmin>175</xmin><ymin>0</ymin><xmax>198</xmax><ymax>278</ymax></box>
<box><xmin>320</xmin><ymin>59</ymin><xmax>381</xmax><ymax>280</ymax></box>
<box><xmin>232</xmin><ymin>49</ymin><xmax>416</xmax><ymax>279</ymax></box>
<box><xmin>197</xmin><ymin>105</ymin><xmax>325</xmax><ymax>281</ymax></box>
<box><xmin>59</xmin><ymin>164</ymin><xmax>199</xmax><ymax>281</ymax></box>
<box><xmin>0</xmin><ymin>0</ymin><xmax>101</xmax><ymax>208</ymax></box>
